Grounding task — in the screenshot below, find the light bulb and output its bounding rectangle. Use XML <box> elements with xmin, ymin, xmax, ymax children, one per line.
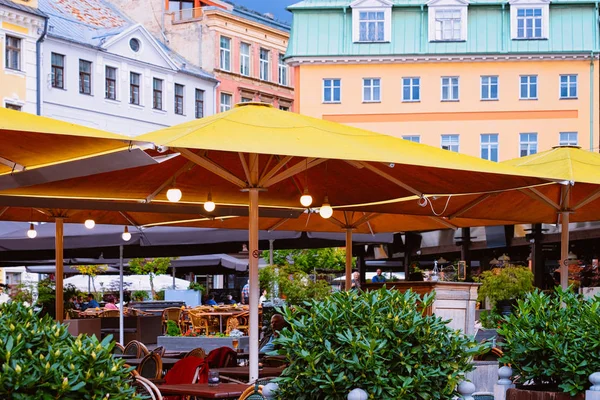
<box><xmin>204</xmin><ymin>192</ymin><xmax>215</xmax><ymax>212</ymax></box>
<box><xmin>121</xmin><ymin>226</ymin><xmax>131</xmax><ymax>241</ymax></box>
<box><xmin>27</xmin><ymin>223</ymin><xmax>37</xmax><ymax>239</ymax></box>
<box><xmin>166</xmin><ymin>187</ymin><xmax>182</xmax><ymax>202</ymax></box>
<box><xmin>300</xmin><ymin>188</ymin><xmax>313</xmax><ymax>207</ymax></box>
<box><xmin>84</xmin><ymin>219</ymin><xmax>95</xmax><ymax>229</ymax></box>
<box><xmin>319</xmin><ymin>196</ymin><xmax>333</xmax><ymax>219</ymax></box>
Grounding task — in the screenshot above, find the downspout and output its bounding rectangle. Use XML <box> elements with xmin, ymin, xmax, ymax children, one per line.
<box><xmin>420</xmin><ymin>5</ymin><xmax>424</xmax><ymax>53</ymax></box>
<box><xmin>343</xmin><ymin>7</ymin><xmax>347</xmax><ymax>54</ymax></box>
<box><xmin>501</xmin><ymin>3</ymin><xmax>506</xmax><ymax>53</ymax></box>
<box><xmin>160</xmin><ymin>0</ymin><xmax>169</xmax><ymax>44</ymax></box>
<box><xmin>36</xmin><ymin>17</ymin><xmax>49</xmax><ymax>116</ymax></box>
<box><xmin>213</xmin><ymin>80</ymin><xmax>220</xmax><ymax>115</ymax></box>
<box><xmin>590</xmin><ymin>52</ymin><xmax>595</xmax><ymax>151</ymax></box>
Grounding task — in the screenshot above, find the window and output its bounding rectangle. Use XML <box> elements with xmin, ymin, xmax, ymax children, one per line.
<box><xmin>520</xmin><ymin>75</ymin><xmax>537</xmax><ymax>99</ymax></box>
<box><xmin>241</xmin><ymin>97</ymin><xmax>252</xmax><ymax>103</ymax></box>
<box><xmin>153</xmin><ymin>78</ymin><xmax>163</xmax><ymax>110</ymax></box>
<box><xmin>278</xmin><ymin>54</ymin><xmax>288</xmax><ymax>86</ymax></box>
<box><xmin>220</xmin><ymin>36</ymin><xmax>231</xmax><ymax>71</ymax></box>
<box><xmin>5</xmin><ymin>103</ymin><xmax>21</xmax><ymax>111</ymax></box>
<box><xmin>279</xmin><ymin>105</ymin><xmax>290</xmax><ymax>111</ymax></box>
<box><xmin>105</xmin><ymin>67</ymin><xmax>117</xmax><ymax>100</ymax></box>
<box><xmin>480</xmin><ymin>134</ymin><xmax>499</xmax><ymax>162</ymax></box>
<box><xmin>435</xmin><ymin>9</ymin><xmax>461</xmax><ymax>41</ymax></box>
<box><xmin>516</xmin><ymin>8</ymin><xmax>543</xmax><ymax>39</ymax></box>
<box><xmin>559</xmin><ymin>132</ymin><xmax>578</xmax><ymax>146</ymax></box>
<box><xmin>481</xmin><ymin>76</ymin><xmax>498</xmax><ymax>100</ymax></box>
<box><xmin>402</xmin><ymin>77</ymin><xmax>420</xmax><ymax>102</ymax></box>
<box><xmin>323</xmin><ymin>79</ymin><xmax>341</xmax><ymax>103</ymax></box>
<box><xmin>130</xmin><ymin>72</ymin><xmax>140</xmax><ymax>105</ymax></box>
<box><xmin>174</xmin><ymin>84</ymin><xmax>184</xmax><ymax>115</ymax></box>
<box><xmin>520</xmin><ymin>133</ymin><xmax>538</xmax><ymax>157</ymax></box>
<box><xmin>51</xmin><ymin>53</ymin><xmax>65</xmax><ymax>89</ymax></box>
<box><xmin>359</xmin><ymin>11</ymin><xmax>385</xmax><ymax>42</ymax></box>
<box><xmin>129</xmin><ymin>38</ymin><xmax>140</xmax><ymax>52</ymax></box>
<box><xmin>402</xmin><ymin>135</ymin><xmax>420</xmax><ymax>143</ymax></box>
<box><xmin>79</xmin><ymin>60</ymin><xmax>92</xmax><ymax>95</ymax></box>
<box><xmin>259</xmin><ymin>48</ymin><xmax>269</xmax><ymax>81</ymax></box>
<box><xmin>441</xmin><ymin>77</ymin><xmax>459</xmax><ymax>101</ymax></box>
<box><xmin>363</xmin><ymin>78</ymin><xmax>381</xmax><ymax>102</ymax></box>
<box><xmin>441</xmin><ymin>135</ymin><xmax>459</xmax><ymax>152</ymax></box>
<box><xmin>220</xmin><ymin>93</ymin><xmax>232</xmax><ymax>112</ymax></box>
<box><xmin>240</xmin><ymin>42</ymin><xmax>250</xmax><ymax>76</ymax></box>
<box><xmin>5</xmin><ymin>36</ymin><xmax>20</xmax><ymax>70</ymax></box>
<box><xmin>560</xmin><ymin>75</ymin><xmax>577</xmax><ymax>99</ymax></box>
<box><xmin>195</xmin><ymin>89</ymin><xmax>204</xmax><ymax>119</ymax></box>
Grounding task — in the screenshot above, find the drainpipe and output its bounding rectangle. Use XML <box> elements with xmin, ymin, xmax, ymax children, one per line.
<box><xmin>420</xmin><ymin>5</ymin><xmax>424</xmax><ymax>53</ymax></box>
<box><xmin>213</xmin><ymin>80</ymin><xmax>220</xmax><ymax>115</ymax></box>
<box><xmin>160</xmin><ymin>0</ymin><xmax>169</xmax><ymax>44</ymax></box>
<box><xmin>36</xmin><ymin>17</ymin><xmax>49</xmax><ymax>116</ymax></box>
<box><xmin>501</xmin><ymin>3</ymin><xmax>506</xmax><ymax>53</ymax></box>
<box><xmin>343</xmin><ymin>7</ymin><xmax>347</xmax><ymax>54</ymax></box>
<box><xmin>590</xmin><ymin>51</ymin><xmax>595</xmax><ymax>151</ymax></box>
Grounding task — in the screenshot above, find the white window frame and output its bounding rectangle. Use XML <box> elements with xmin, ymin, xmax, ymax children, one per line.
<box><xmin>519</xmin><ymin>132</ymin><xmax>538</xmax><ymax>157</ymax></box>
<box><xmin>559</xmin><ymin>132</ymin><xmax>578</xmax><ymax>146</ymax></box>
<box><xmin>402</xmin><ymin>135</ymin><xmax>421</xmax><ymax>143</ymax></box>
<box><xmin>240</xmin><ymin>42</ymin><xmax>250</xmax><ymax>76</ymax></box>
<box><xmin>5</xmin><ymin>35</ymin><xmax>22</xmax><ymax>71</ymax></box>
<box><xmin>520</xmin><ymin>75</ymin><xmax>538</xmax><ymax>100</ymax></box>
<box><xmin>480</xmin><ymin>134</ymin><xmax>499</xmax><ymax>162</ymax></box>
<box><xmin>441</xmin><ymin>134</ymin><xmax>460</xmax><ymax>152</ymax></box>
<box><xmin>428</xmin><ymin>2</ymin><xmax>468</xmax><ymax>42</ymax></box>
<box><xmin>220</xmin><ymin>92</ymin><xmax>232</xmax><ymax>112</ymax></box>
<box><xmin>362</xmin><ymin>78</ymin><xmax>381</xmax><ymax>103</ymax></box>
<box><xmin>559</xmin><ymin>74</ymin><xmax>577</xmax><ymax>99</ymax></box>
<box><xmin>481</xmin><ymin>76</ymin><xmax>499</xmax><ymax>100</ymax></box>
<box><xmin>220</xmin><ymin>36</ymin><xmax>231</xmax><ymax>71</ymax></box>
<box><xmin>278</xmin><ymin>53</ymin><xmax>288</xmax><ymax>86</ymax></box>
<box><xmin>323</xmin><ymin>78</ymin><xmax>341</xmax><ymax>103</ymax></box>
<box><xmin>441</xmin><ymin>76</ymin><xmax>459</xmax><ymax>101</ymax></box>
<box><xmin>351</xmin><ymin>0</ymin><xmax>392</xmax><ymax>43</ymax></box>
<box><xmin>402</xmin><ymin>77</ymin><xmax>420</xmax><ymax>102</ymax></box>
<box><xmin>259</xmin><ymin>48</ymin><xmax>270</xmax><ymax>81</ymax></box>
<box><xmin>510</xmin><ymin>3</ymin><xmax>549</xmax><ymax>40</ymax></box>
<box><xmin>434</xmin><ymin>9</ymin><xmax>462</xmax><ymax>41</ymax></box>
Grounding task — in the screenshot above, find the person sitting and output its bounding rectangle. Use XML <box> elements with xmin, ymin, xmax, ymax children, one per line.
<box><xmin>225</xmin><ymin>295</ymin><xmax>236</xmax><ymax>304</ymax></box>
<box><xmin>82</xmin><ymin>293</ymin><xmax>99</xmax><ymax>311</ymax></box>
<box><xmin>350</xmin><ymin>271</ymin><xmax>361</xmax><ymax>291</ymax></box>
<box><xmin>260</xmin><ymin>314</ymin><xmax>289</xmax><ymax>354</ymax></box>
<box><xmin>205</xmin><ymin>294</ymin><xmax>218</xmax><ymax>306</ymax></box>
<box><xmin>371</xmin><ymin>268</ymin><xmax>387</xmax><ymax>283</ymax></box>
<box><xmin>259</xmin><ymin>289</ymin><xmax>268</xmax><ymax>304</ymax></box>
<box><xmin>104</xmin><ymin>295</ymin><xmax>118</xmax><ymax>310</ymax></box>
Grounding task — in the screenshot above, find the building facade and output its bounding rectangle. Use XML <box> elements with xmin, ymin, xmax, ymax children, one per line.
<box><xmin>108</xmin><ymin>0</ymin><xmax>295</xmax><ymax>112</ymax></box>
<box><xmin>37</xmin><ymin>0</ymin><xmax>217</xmax><ymax>136</ymax></box>
<box><xmin>0</xmin><ymin>0</ymin><xmax>46</xmax><ymax>114</ymax></box>
<box><xmin>287</xmin><ymin>0</ymin><xmax>599</xmax><ymax>160</ymax></box>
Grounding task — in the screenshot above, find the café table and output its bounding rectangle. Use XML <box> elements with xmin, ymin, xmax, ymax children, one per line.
<box><xmin>157</xmin><ymin>383</ymin><xmax>249</xmax><ymax>398</ymax></box>
<box><xmin>124</xmin><ymin>357</ymin><xmax>180</xmax><ymax>367</ymax></box>
<box><xmin>213</xmin><ymin>366</ymin><xmax>284</xmax><ymax>380</ymax></box>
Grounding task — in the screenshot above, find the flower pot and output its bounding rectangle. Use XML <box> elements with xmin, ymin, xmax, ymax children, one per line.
<box><xmin>507</xmin><ymin>387</ymin><xmax>585</xmax><ymax>400</ymax></box>
<box><xmin>497</xmin><ymin>299</ymin><xmax>517</xmax><ymax>316</ymax></box>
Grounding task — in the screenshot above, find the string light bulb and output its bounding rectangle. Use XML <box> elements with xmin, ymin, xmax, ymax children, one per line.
<box><xmin>27</xmin><ymin>223</ymin><xmax>37</xmax><ymax>239</ymax></box>
<box><xmin>204</xmin><ymin>192</ymin><xmax>216</xmax><ymax>212</ymax></box>
<box><xmin>166</xmin><ymin>187</ymin><xmax>182</xmax><ymax>203</ymax></box>
<box><xmin>300</xmin><ymin>188</ymin><xmax>313</xmax><ymax>207</ymax></box>
<box><xmin>319</xmin><ymin>196</ymin><xmax>333</xmax><ymax>219</ymax></box>
<box><xmin>84</xmin><ymin>219</ymin><xmax>95</xmax><ymax>229</ymax></box>
<box><xmin>121</xmin><ymin>226</ymin><xmax>131</xmax><ymax>241</ymax></box>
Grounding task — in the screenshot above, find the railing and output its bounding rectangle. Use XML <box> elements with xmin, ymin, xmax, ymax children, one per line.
<box><xmin>171</xmin><ymin>7</ymin><xmax>203</xmax><ymax>22</ymax></box>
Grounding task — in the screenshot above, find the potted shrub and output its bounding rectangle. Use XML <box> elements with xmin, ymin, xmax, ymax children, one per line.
<box><xmin>499</xmin><ymin>288</ymin><xmax>600</xmax><ymax>399</ymax></box>
<box><xmin>0</xmin><ymin>302</ymin><xmax>141</xmax><ymax>399</ymax></box>
<box><xmin>273</xmin><ymin>288</ymin><xmax>487</xmax><ymax>399</ymax></box>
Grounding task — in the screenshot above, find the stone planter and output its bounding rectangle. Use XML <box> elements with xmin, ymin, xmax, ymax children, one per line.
<box><xmin>466</xmin><ymin>361</ymin><xmax>499</xmax><ymax>393</ymax></box>
<box><xmin>157</xmin><ymin>335</ymin><xmax>249</xmax><ymax>353</ymax></box>
<box><xmin>165</xmin><ymin>290</ymin><xmax>202</xmax><ymax>307</ymax></box>
<box><xmin>65</xmin><ymin>318</ymin><xmax>101</xmax><ymax>339</ymax></box>
<box><xmin>507</xmin><ymin>387</ymin><xmax>585</xmax><ymax>400</ymax></box>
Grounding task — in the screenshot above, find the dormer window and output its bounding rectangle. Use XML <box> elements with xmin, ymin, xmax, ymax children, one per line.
<box><xmin>351</xmin><ymin>0</ymin><xmax>392</xmax><ymax>43</ymax></box>
<box><xmin>510</xmin><ymin>0</ymin><xmax>549</xmax><ymax>40</ymax></box>
<box><xmin>435</xmin><ymin>9</ymin><xmax>461</xmax><ymax>41</ymax></box>
<box><xmin>427</xmin><ymin>0</ymin><xmax>468</xmax><ymax>42</ymax></box>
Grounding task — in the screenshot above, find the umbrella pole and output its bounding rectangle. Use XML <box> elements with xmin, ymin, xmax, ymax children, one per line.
<box><xmin>172</xmin><ymin>267</ymin><xmax>176</xmax><ymax>290</ymax></box>
<box><xmin>346</xmin><ymin>229</ymin><xmax>352</xmax><ymax>291</ymax></box>
<box><xmin>55</xmin><ymin>218</ymin><xmax>64</xmax><ymax>322</ymax></box>
<box><xmin>119</xmin><ymin>245</ymin><xmax>124</xmax><ymax>346</ymax></box>
<box><xmin>248</xmin><ymin>153</ymin><xmax>260</xmax><ymax>383</ymax></box>
<box><xmin>560</xmin><ymin>185</ymin><xmax>570</xmax><ymax>290</ymax></box>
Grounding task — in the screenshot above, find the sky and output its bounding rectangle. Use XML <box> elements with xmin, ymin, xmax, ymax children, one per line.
<box><xmin>232</xmin><ymin>0</ymin><xmax>298</xmax><ymax>23</ymax></box>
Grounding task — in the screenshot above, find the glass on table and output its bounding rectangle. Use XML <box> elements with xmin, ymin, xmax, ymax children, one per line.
<box><xmin>208</xmin><ymin>371</ymin><xmax>220</xmax><ymax>387</ymax></box>
<box><xmin>232</xmin><ymin>338</ymin><xmax>239</xmax><ymax>351</ymax></box>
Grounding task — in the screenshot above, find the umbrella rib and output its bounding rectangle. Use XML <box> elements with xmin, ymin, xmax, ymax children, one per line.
<box><xmin>0</xmin><ymin>207</ymin><xmax>8</xmax><ymax>219</ymax></box>
<box><xmin>175</xmin><ymin>148</ymin><xmax>246</xmax><ymax>188</ymax></box>
<box><xmin>429</xmin><ymin>216</ymin><xmax>458</xmax><ymax>230</ymax></box>
<box><xmin>145</xmin><ymin>160</ymin><xmax>196</xmax><ymax>203</ymax></box>
<box><xmin>0</xmin><ymin>156</ymin><xmax>25</xmax><ymax>172</ymax></box>
<box><xmin>358</xmin><ymin>162</ymin><xmax>422</xmax><ymax>197</ymax></box>
<box><xmin>326</xmin><ymin>216</ymin><xmax>347</xmax><ymax>229</ymax></box>
<box><xmin>573</xmin><ymin>187</ymin><xmax>600</xmax><ymax>210</ymax></box>
<box><xmin>238</xmin><ymin>153</ymin><xmax>252</xmax><ymax>185</ymax></box>
<box><xmin>263</xmin><ymin>158</ymin><xmax>326</xmax><ymax>188</ymax></box>
<box><xmin>447</xmin><ymin>194</ymin><xmax>492</xmax><ymax>219</ymax></box>
<box><xmin>352</xmin><ymin>212</ymin><xmax>380</xmax><ymax>229</ymax></box>
<box><xmin>267</xmin><ymin>218</ymin><xmax>289</xmax><ymax>232</ymax></box>
<box><xmin>519</xmin><ymin>188</ymin><xmax>561</xmax><ymax>211</ymax></box>
<box><xmin>258</xmin><ymin>155</ymin><xmax>274</xmax><ymax>183</ymax></box>
<box><xmin>257</xmin><ymin>156</ymin><xmax>293</xmax><ymax>187</ymax></box>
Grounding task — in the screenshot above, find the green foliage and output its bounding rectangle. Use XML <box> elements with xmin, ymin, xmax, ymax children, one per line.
<box><xmin>129</xmin><ymin>257</ymin><xmax>173</xmax><ymax>299</ymax></box>
<box><xmin>477</xmin><ymin>265</ymin><xmax>534</xmax><ymax>309</ymax></box>
<box><xmin>478</xmin><ymin>309</ymin><xmax>503</xmax><ymax>329</ymax></box>
<box><xmin>165</xmin><ymin>320</ymin><xmax>181</xmax><ymax>336</ymax></box>
<box><xmin>74</xmin><ymin>265</ymin><xmax>108</xmax><ymax>293</ymax></box>
<box><xmin>499</xmin><ymin>288</ymin><xmax>600</xmax><ymax>396</ymax></box>
<box><xmin>155</xmin><ymin>290</ymin><xmax>165</xmax><ymax>301</ymax></box>
<box><xmin>0</xmin><ymin>302</ymin><xmax>141</xmax><ymax>399</ymax></box>
<box><xmin>35</xmin><ymin>278</ymin><xmax>80</xmax><ymax>319</ymax></box>
<box><xmin>188</xmin><ymin>282</ymin><xmax>205</xmax><ymax>293</ymax></box>
<box><xmin>11</xmin><ymin>282</ymin><xmax>34</xmax><ymax>304</ymax></box>
<box><xmin>259</xmin><ymin>264</ymin><xmax>331</xmax><ymax>305</ymax></box>
<box><xmin>131</xmin><ymin>290</ymin><xmax>149</xmax><ymax>302</ymax></box>
<box><xmin>261</xmin><ymin>248</ymin><xmax>353</xmax><ymax>274</ymax></box>
<box><xmin>273</xmin><ymin>288</ymin><xmax>485</xmax><ymax>399</ymax></box>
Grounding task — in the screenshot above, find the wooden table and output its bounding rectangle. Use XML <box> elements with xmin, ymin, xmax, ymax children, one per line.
<box><xmin>157</xmin><ymin>383</ymin><xmax>249</xmax><ymax>398</ymax></box>
<box><xmin>124</xmin><ymin>357</ymin><xmax>180</xmax><ymax>367</ymax></box>
<box><xmin>213</xmin><ymin>366</ymin><xmax>284</xmax><ymax>380</ymax></box>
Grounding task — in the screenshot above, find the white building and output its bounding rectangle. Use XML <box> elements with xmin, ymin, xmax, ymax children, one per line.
<box><xmin>38</xmin><ymin>0</ymin><xmax>217</xmax><ymax>136</ymax></box>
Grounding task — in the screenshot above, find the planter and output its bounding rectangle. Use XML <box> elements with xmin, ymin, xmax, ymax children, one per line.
<box><xmin>157</xmin><ymin>335</ymin><xmax>249</xmax><ymax>353</ymax></box>
<box><xmin>507</xmin><ymin>387</ymin><xmax>585</xmax><ymax>400</ymax></box>
<box><xmin>466</xmin><ymin>361</ymin><xmax>498</xmax><ymax>393</ymax></box>
<box><xmin>497</xmin><ymin>299</ymin><xmax>517</xmax><ymax>317</ymax></box>
<box><xmin>580</xmin><ymin>286</ymin><xmax>600</xmax><ymax>299</ymax></box>
<box><xmin>65</xmin><ymin>318</ymin><xmax>101</xmax><ymax>339</ymax></box>
<box><xmin>165</xmin><ymin>290</ymin><xmax>202</xmax><ymax>307</ymax></box>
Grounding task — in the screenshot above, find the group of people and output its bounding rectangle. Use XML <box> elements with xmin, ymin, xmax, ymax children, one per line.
<box><xmin>69</xmin><ymin>293</ymin><xmax>102</xmax><ymax>311</ymax></box>
<box><xmin>350</xmin><ymin>268</ymin><xmax>387</xmax><ymax>290</ymax></box>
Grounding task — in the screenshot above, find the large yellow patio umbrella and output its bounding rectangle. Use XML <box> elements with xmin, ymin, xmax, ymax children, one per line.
<box><xmin>0</xmin><ymin>103</ymin><xmax>553</xmax><ymax>381</ymax></box>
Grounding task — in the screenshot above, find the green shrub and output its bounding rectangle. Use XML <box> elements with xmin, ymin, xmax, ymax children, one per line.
<box><xmin>477</xmin><ymin>265</ymin><xmax>534</xmax><ymax>310</ymax></box>
<box><xmin>498</xmin><ymin>287</ymin><xmax>600</xmax><ymax>396</ymax></box>
<box><xmin>166</xmin><ymin>320</ymin><xmax>181</xmax><ymax>336</ymax></box>
<box><xmin>188</xmin><ymin>282</ymin><xmax>205</xmax><ymax>292</ymax></box>
<box><xmin>0</xmin><ymin>302</ymin><xmax>141</xmax><ymax>399</ymax></box>
<box><xmin>273</xmin><ymin>288</ymin><xmax>485</xmax><ymax>399</ymax></box>
<box><xmin>131</xmin><ymin>290</ymin><xmax>149</xmax><ymax>302</ymax></box>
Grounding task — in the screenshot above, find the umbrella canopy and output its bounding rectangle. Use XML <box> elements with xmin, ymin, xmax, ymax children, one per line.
<box><xmin>63</xmin><ymin>274</ymin><xmax>190</xmax><ymax>292</ymax></box>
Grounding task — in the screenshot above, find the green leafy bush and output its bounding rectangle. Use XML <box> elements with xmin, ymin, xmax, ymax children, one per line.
<box><xmin>259</xmin><ymin>264</ymin><xmax>331</xmax><ymax>305</ymax></box>
<box><xmin>0</xmin><ymin>302</ymin><xmax>141</xmax><ymax>399</ymax></box>
<box><xmin>477</xmin><ymin>265</ymin><xmax>534</xmax><ymax>309</ymax></box>
<box><xmin>498</xmin><ymin>287</ymin><xmax>600</xmax><ymax>396</ymax></box>
<box><xmin>131</xmin><ymin>290</ymin><xmax>149</xmax><ymax>302</ymax></box>
<box><xmin>166</xmin><ymin>320</ymin><xmax>181</xmax><ymax>336</ymax></box>
<box><xmin>273</xmin><ymin>288</ymin><xmax>485</xmax><ymax>399</ymax></box>
<box><xmin>188</xmin><ymin>282</ymin><xmax>205</xmax><ymax>292</ymax></box>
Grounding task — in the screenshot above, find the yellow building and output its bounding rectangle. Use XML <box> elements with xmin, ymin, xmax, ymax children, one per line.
<box><xmin>0</xmin><ymin>0</ymin><xmax>46</xmax><ymax>113</ymax></box>
<box><xmin>287</xmin><ymin>0</ymin><xmax>599</xmax><ymax>160</ymax></box>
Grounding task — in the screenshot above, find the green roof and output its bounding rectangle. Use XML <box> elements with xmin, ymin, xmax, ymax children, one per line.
<box><xmin>289</xmin><ymin>0</ymin><xmax>597</xmax><ymax>8</ymax></box>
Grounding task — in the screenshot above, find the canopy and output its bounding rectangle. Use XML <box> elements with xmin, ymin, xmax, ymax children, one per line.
<box><xmin>63</xmin><ymin>274</ymin><xmax>190</xmax><ymax>292</ymax></box>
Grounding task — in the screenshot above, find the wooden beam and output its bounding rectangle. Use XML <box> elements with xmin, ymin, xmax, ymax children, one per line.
<box><xmin>175</xmin><ymin>148</ymin><xmax>246</xmax><ymax>188</ymax></box>
<box><xmin>519</xmin><ymin>188</ymin><xmax>561</xmax><ymax>211</ymax></box>
<box><xmin>263</xmin><ymin>158</ymin><xmax>326</xmax><ymax>188</ymax></box>
<box><xmin>238</xmin><ymin>153</ymin><xmax>252</xmax><ymax>185</ymax></box>
<box><xmin>0</xmin><ymin>207</ymin><xmax>8</xmax><ymax>219</ymax></box>
<box><xmin>429</xmin><ymin>216</ymin><xmax>458</xmax><ymax>230</ymax></box>
<box><xmin>145</xmin><ymin>161</ymin><xmax>196</xmax><ymax>203</ymax></box>
<box><xmin>359</xmin><ymin>162</ymin><xmax>421</xmax><ymax>197</ymax></box>
<box><xmin>267</xmin><ymin>218</ymin><xmax>289</xmax><ymax>232</ymax></box>
<box><xmin>343</xmin><ymin>160</ymin><xmax>364</xmax><ymax>169</ymax></box>
<box><xmin>0</xmin><ymin>156</ymin><xmax>24</xmax><ymax>172</ymax></box>
<box><xmin>258</xmin><ymin>155</ymin><xmax>274</xmax><ymax>183</ymax></box>
<box><xmin>352</xmin><ymin>212</ymin><xmax>380</xmax><ymax>229</ymax></box>
<box><xmin>257</xmin><ymin>156</ymin><xmax>293</xmax><ymax>187</ymax></box>
<box><xmin>327</xmin><ymin>216</ymin><xmax>347</xmax><ymax>229</ymax></box>
<box><xmin>573</xmin><ymin>187</ymin><xmax>600</xmax><ymax>210</ymax></box>
<box><xmin>447</xmin><ymin>194</ymin><xmax>492</xmax><ymax>219</ymax></box>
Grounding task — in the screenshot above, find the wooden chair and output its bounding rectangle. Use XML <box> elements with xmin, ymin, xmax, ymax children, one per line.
<box><xmin>161</xmin><ymin>307</ymin><xmax>183</xmax><ymax>334</ymax></box>
<box><xmin>132</xmin><ymin>375</ymin><xmax>163</xmax><ymax>400</ymax></box>
<box><xmin>184</xmin><ymin>347</ymin><xmax>206</xmax><ymax>359</ymax></box>
<box><xmin>100</xmin><ymin>309</ymin><xmax>120</xmax><ymax>318</ymax></box>
<box><xmin>238</xmin><ymin>383</ymin><xmax>264</xmax><ymax>400</ymax></box>
<box><xmin>151</xmin><ymin>346</ymin><xmax>165</xmax><ymax>357</ymax></box>
<box><xmin>137</xmin><ymin>353</ymin><xmax>163</xmax><ymax>380</ymax></box>
<box><xmin>188</xmin><ymin>311</ymin><xmax>210</xmax><ymax>335</ymax></box>
<box><xmin>124</xmin><ymin>340</ymin><xmax>149</xmax><ymax>358</ymax></box>
<box><xmin>112</xmin><ymin>342</ymin><xmax>125</xmax><ymax>355</ymax></box>
<box><xmin>137</xmin><ymin>376</ymin><xmax>163</xmax><ymax>400</ymax></box>
<box><xmin>226</xmin><ymin>311</ymin><xmax>249</xmax><ymax>335</ymax></box>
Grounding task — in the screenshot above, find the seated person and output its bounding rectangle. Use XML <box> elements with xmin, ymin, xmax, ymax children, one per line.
<box><xmin>225</xmin><ymin>295</ymin><xmax>236</xmax><ymax>304</ymax></box>
<box><xmin>260</xmin><ymin>314</ymin><xmax>289</xmax><ymax>354</ymax></box>
<box><xmin>371</xmin><ymin>268</ymin><xmax>386</xmax><ymax>283</ymax></box>
<box><xmin>205</xmin><ymin>294</ymin><xmax>218</xmax><ymax>306</ymax></box>
<box><xmin>104</xmin><ymin>295</ymin><xmax>119</xmax><ymax>310</ymax></box>
<box><xmin>82</xmin><ymin>293</ymin><xmax>99</xmax><ymax>311</ymax></box>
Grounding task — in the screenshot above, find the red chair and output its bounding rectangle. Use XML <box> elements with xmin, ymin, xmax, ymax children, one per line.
<box><xmin>205</xmin><ymin>346</ymin><xmax>237</xmax><ymax>368</ymax></box>
<box><xmin>163</xmin><ymin>356</ymin><xmax>208</xmax><ymax>400</ymax></box>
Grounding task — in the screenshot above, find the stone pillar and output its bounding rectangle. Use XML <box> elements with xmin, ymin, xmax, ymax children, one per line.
<box><xmin>586</xmin><ymin>372</ymin><xmax>600</xmax><ymax>400</ymax></box>
<box><xmin>494</xmin><ymin>366</ymin><xmax>515</xmax><ymax>400</ymax></box>
<box><xmin>458</xmin><ymin>381</ymin><xmax>476</xmax><ymax>400</ymax></box>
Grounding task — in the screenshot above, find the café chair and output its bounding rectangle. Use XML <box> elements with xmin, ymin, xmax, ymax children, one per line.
<box><xmin>100</xmin><ymin>309</ymin><xmax>120</xmax><ymax>318</ymax></box>
<box><xmin>113</xmin><ymin>342</ymin><xmax>125</xmax><ymax>355</ymax></box>
<box><xmin>124</xmin><ymin>340</ymin><xmax>149</xmax><ymax>358</ymax></box>
<box><xmin>151</xmin><ymin>346</ymin><xmax>166</xmax><ymax>358</ymax></box>
<box><xmin>161</xmin><ymin>307</ymin><xmax>183</xmax><ymax>334</ymax></box>
<box><xmin>137</xmin><ymin>353</ymin><xmax>163</xmax><ymax>380</ymax></box>
<box><xmin>184</xmin><ymin>347</ymin><xmax>206</xmax><ymax>359</ymax></box>
<box><xmin>189</xmin><ymin>311</ymin><xmax>210</xmax><ymax>335</ymax></box>
<box><xmin>133</xmin><ymin>375</ymin><xmax>163</xmax><ymax>400</ymax></box>
<box><xmin>238</xmin><ymin>383</ymin><xmax>264</xmax><ymax>400</ymax></box>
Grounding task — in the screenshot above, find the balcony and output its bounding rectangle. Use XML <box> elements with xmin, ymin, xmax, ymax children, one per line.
<box><xmin>171</xmin><ymin>7</ymin><xmax>203</xmax><ymax>23</ymax></box>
